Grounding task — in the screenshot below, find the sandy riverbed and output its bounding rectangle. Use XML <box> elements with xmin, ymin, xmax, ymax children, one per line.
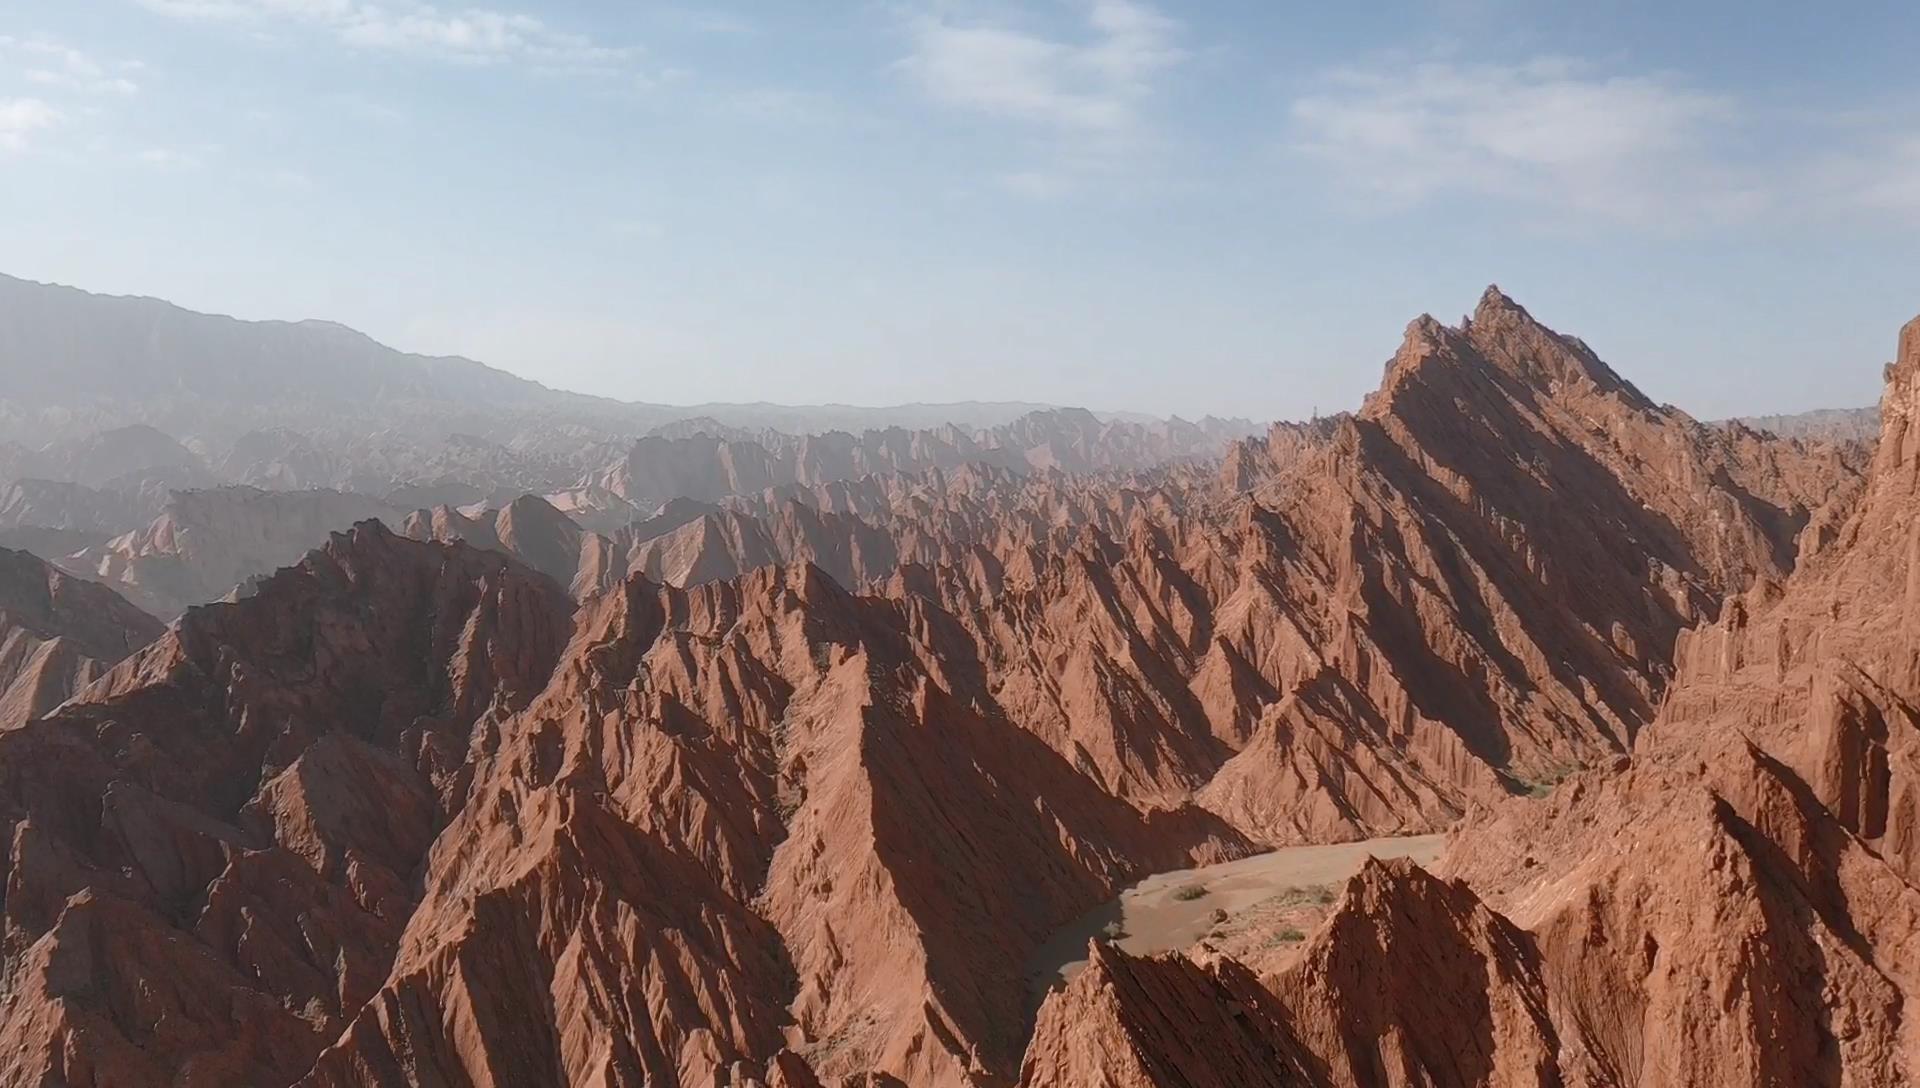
<box><xmin>1026</xmin><ymin>833</ymin><xmax>1446</xmax><ymax>1003</ymax></box>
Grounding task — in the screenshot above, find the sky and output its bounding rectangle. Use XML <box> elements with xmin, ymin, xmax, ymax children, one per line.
<box><xmin>2</xmin><ymin>1</ymin><xmax>1917</xmax><ymax>422</ymax></box>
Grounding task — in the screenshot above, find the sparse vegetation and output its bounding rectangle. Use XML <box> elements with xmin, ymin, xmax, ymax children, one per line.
<box><xmin>1519</xmin><ymin>761</ymin><xmax>1584</xmax><ymax>799</ymax></box>
<box><xmin>1270</xmin><ymin>927</ymin><xmax>1308</xmax><ymax>945</ymax></box>
<box><xmin>1172</xmin><ymin>883</ymin><xmax>1209</xmax><ymax>901</ymax></box>
<box><xmin>1258</xmin><ymin>883</ymin><xmax>1337</xmax><ymax>910</ymax></box>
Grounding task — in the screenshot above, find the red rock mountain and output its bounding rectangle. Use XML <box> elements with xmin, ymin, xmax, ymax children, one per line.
<box><xmin>0</xmin><ymin>547</ymin><xmax>162</xmax><ymax>729</ymax></box>
<box><xmin>585</xmin><ymin>409</ymin><xmax>1249</xmax><ymax>510</ymax></box>
<box><xmin>1021</xmin><ymin>307</ymin><xmax>1920</xmax><ymax>1087</ymax></box>
<box><xmin>0</xmin><ymin>524</ymin><xmax>573</xmax><ymax>1085</ymax></box>
<box><xmin>60</xmin><ymin>486</ymin><xmax>407</xmax><ymax>619</ymax></box>
<box><xmin>0</xmin><ymin>289</ymin><xmax>1896</xmax><ymax>1087</ymax></box>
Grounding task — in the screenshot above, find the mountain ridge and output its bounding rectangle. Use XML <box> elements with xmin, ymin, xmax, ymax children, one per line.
<box><xmin>0</xmin><ymin>285</ymin><xmax>1901</xmax><ymax>1086</ymax></box>
<box><xmin>0</xmin><ymin>273</ymin><xmax>1226</xmax><ymax>444</ymax></box>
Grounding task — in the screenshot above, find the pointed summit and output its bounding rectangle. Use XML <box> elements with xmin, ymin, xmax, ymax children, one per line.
<box><xmin>1458</xmin><ymin>286</ymin><xmax>1655</xmax><ymax>410</ymax></box>
<box><xmin>1363</xmin><ymin>312</ymin><xmax>1465</xmax><ymax>411</ymax></box>
<box><xmin>1370</xmin><ymin>286</ymin><xmax>1607</xmax><ymax>409</ymax></box>
<box><xmin>1871</xmin><ymin>311</ymin><xmax>1920</xmax><ymax>474</ymax></box>
<box><xmin>1471</xmin><ymin>283</ymin><xmax>1530</xmax><ymax>325</ymax></box>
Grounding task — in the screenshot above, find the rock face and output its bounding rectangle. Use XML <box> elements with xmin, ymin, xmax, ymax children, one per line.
<box><xmin>1020</xmin><ymin>859</ymin><xmax>1555</xmax><ymax>1088</ymax></box>
<box><xmin>581</xmin><ymin>409</ymin><xmax>1253</xmax><ymax>512</ymax></box>
<box><xmin>401</xmin><ymin>493</ymin><xmax>589</xmax><ymax>595</ymax></box>
<box><xmin>1022</xmin><ymin>306</ymin><xmax>1920</xmax><ymax>1088</ymax></box>
<box><xmin>1019</xmin><ymin>940</ymin><xmax>1319</xmax><ymax>1088</ymax></box>
<box><xmin>2</xmin><ymin>424</ymin><xmax>211</xmax><ymax>489</ymax></box>
<box><xmin>61</xmin><ymin>486</ymin><xmax>406</xmax><ymax>618</ymax></box>
<box><xmin>0</xmin><ymin>547</ymin><xmax>162</xmax><ymax>729</ymax></box>
<box><xmin>421</xmin><ymin>290</ymin><xmax>1862</xmax><ymax>855</ymax></box>
<box><xmin>298</xmin><ymin>562</ymin><xmax>1245</xmax><ymax>1088</ymax></box>
<box><xmin>0</xmin><ymin>522</ymin><xmax>574</xmax><ymax>1086</ymax></box>
<box><xmin>616</xmin><ymin>502</ymin><xmax>902</xmax><ymax>595</ymax></box>
<box><xmin>1245</xmin><ymin>289</ymin><xmax>1857</xmax><ymax>775</ymax></box>
<box><xmin>895</xmin><ymin>289</ymin><xmax>1854</xmax><ymax>840</ymax></box>
<box><xmin>0</xmin><ymin>477</ymin><xmax>161</xmax><ymax>538</ymax></box>
<box><xmin>1436</xmin><ymin>311</ymin><xmax>1920</xmax><ymax>1084</ymax></box>
<box><xmin>401</xmin><ymin>493</ymin><xmax>898</xmax><ymax>603</ymax></box>
<box><xmin>0</xmin><ymin>288</ymin><xmax>1898</xmax><ymax>1087</ymax></box>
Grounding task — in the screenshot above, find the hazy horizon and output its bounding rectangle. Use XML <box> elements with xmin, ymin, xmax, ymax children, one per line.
<box><xmin>4</xmin><ymin>1</ymin><xmax>1916</xmax><ymax>420</ymax></box>
<box><xmin>10</xmin><ymin>269</ymin><xmax>1890</xmax><ymax>428</ymax></box>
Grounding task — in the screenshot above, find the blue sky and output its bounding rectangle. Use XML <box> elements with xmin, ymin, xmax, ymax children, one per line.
<box><xmin>2</xmin><ymin>1</ymin><xmax>1916</xmax><ymax>420</ymax></box>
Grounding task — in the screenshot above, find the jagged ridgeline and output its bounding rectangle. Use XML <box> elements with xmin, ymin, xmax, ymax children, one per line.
<box><xmin>0</xmin><ymin>287</ymin><xmax>1902</xmax><ymax>1086</ymax></box>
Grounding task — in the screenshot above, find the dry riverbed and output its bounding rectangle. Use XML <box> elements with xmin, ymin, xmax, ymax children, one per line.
<box><xmin>1026</xmin><ymin>833</ymin><xmax>1446</xmax><ymax>1005</ymax></box>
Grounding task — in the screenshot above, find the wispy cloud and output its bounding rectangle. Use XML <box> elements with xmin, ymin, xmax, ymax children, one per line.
<box><xmin>0</xmin><ymin>36</ymin><xmax>150</xmax><ymax>157</ymax></box>
<box><xmin>332</xmin><ymin>92</ymin><xmax>407</xmax><ymax>124</ymax></box>
<box><xmin>1</xmin><ymin>35</ymin><xmax>142</xmax><ymax>96</ymax></box>
<box><xmin>1809</xmin><ymin>129</ymin><xmax>1920</xmax><ymax>222</ymax></box>
<box><xmin>900</xmin><ymin>0</ymin><xmax>1181</xmax><ymax>136</ymax></box>
<box><xmin>608</xmin><ymin>217</ymin><xmax>663</xmax><ymax>240</ymax></box>
<box><xmin>994</xmin><ymin>167</ymin><xmax>1074</xmax><ymax>199</ymax></box>
<box><xmin>897</xmin><ymin>0</ymin><xmax>1182</xmax><ymax>198</ymax></box>
<box><xmin>0</xmin><ymin>97</ymin><xmax>62</xmax><ymax>151</ymax></box>
<box><xmin>134</xmin><ymin>0</ymin><xmax>638</xmax><ymax>71</ymax></box>
<box><xmin>247</xmin><ymin>164</ymin><xmax>318</xmax><ymax>191</ymax></box>
<box><xmin>713</xmin><ymin>86</ymin><xmax>839</xmax><ymax>126</ymax></box>
<box><xmin>1290</xmin><ymin>56</ymin><xmax>1764</xmax><ymax>225</ymax></box>
<box><xmin>135</xmin><ymin>146</ymin><xmax>204</xmax><ymax>169</ymax></box>
<box><xmin>655</xmin><ymin>8</ymin><xmax>756</xmax><ymax>36</ymax></box>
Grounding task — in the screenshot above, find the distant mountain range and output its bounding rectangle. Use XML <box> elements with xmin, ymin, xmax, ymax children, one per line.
<box><xmin>0</xmin><ymin>273</ymin><xmax>1192</xmax><ymax>445</ymax></box>
<box><xmin>0</xmin><ymin>273</ymin><xmax>1263</xmax><ymax>605</ymax></box>
<box><xmin>1731</xmin><ymin>404</ymin><xmax>1881</xmax><ymax>443</ymax></box>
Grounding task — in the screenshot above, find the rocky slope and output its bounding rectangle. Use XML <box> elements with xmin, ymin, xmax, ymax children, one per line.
<box><xmin>0</xmin><ymin>548</ymin><xmax>161</xmax><ymax>729</ymax></box>
<box><xmin>0</xmin><ymin>523</ymin><xmax>574</xmax><ymax>1086</ymax></box>
<box><xmin>0</xmin><ymin>423</ymin><xmax>211</xmax><ymax>490</ymax></box>
<box><xmin>872</xmin><ymin>289</ymin><xmax>1861</xmax><ymax>837</ymax></box>
<box><xmin>60</xmin><ymin>486</ymin><xmax>407</xmax><ymax>618</ymax></box>
<box><xmin>0</xmin><ymin>416</ymin><xmax>1250</xmax><ymax>603</ymax></box>
<box><xmin>0</xmin><ymin>288</ymin><xmax>1889</xmax><ymax>1087</ymax></box>
<box><xmin>401</xmin><ymin>493</ymin><xmax>591</xmax><ymax>596</ymax></box>
<box><xmin>583</xmin><ymin>409</ymin><xmax>1252</xmax><ymax>513</ymax></box>
<box><xmin>294</xmin><ymin>562</ymin><xmax>1247</xmax><ymax>1086</ymax></box>
<box><xmin>0</xmin><ymin>477</ymin><xmax>160</xmax><ymax>539</ymax></box>
<box><xmin>1019</xmin><ymin>305</ymin><xmax>1920</xmax><ymax>1087</ymax></box>
<box><xmin>1018</xmin><ymin>858</ymin><xmax>1551</xmax><ymax>1088</ymax></box>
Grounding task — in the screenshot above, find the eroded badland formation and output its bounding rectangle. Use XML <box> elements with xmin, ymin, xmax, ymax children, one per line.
<box><xmin>0</xmin><ymin>284</ymin><xmax>1913</xmax><ymax>1086</ymax></box>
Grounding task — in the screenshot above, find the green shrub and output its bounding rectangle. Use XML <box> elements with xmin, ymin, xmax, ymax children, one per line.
<box><xmin>1172</xmin><ymin>883</ymin><xmax>1208</xmax><ymax>902</ymax></box>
